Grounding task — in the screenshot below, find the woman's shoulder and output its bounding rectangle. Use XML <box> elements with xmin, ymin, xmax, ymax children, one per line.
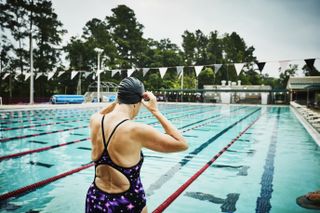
<box><xmin>89</xmin><ymin>113</ymin><xmax>103</xmax><ymax>129</ymax></box>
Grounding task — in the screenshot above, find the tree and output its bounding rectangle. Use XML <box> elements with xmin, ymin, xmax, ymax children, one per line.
<box><xmin>0</xmin><ymin>0</ymin><xmax>66</xmax><ymax>99</ymax></box>
<box><xmin>279</xmin><ymin>64</ymin><xmax>298</xmax><ymax>88</ymax></box>
<box><xmin>106</xmin><ymin>5</ymin><xmax>148</xmax><ymax>68</ymax></box>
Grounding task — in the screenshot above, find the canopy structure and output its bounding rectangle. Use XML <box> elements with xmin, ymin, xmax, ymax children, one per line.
<box><xmin>287</xmin><ymin>76</ymin><xmax>320</xmax><ymax>91</ymax></box>
<box><xmin>286</xmin><ymin>76</ymin><xmax>320</xmax><ymax>105</ymax></box>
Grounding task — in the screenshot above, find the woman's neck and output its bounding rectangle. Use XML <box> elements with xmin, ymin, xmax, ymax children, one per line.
<box><xmin>112</xmin><ymin>103</ymin><xmax>134</xmax><ymax>119</ymax></box>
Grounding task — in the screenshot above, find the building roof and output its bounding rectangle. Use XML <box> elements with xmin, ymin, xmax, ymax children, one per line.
<box><xmin>286</xmin><ymin>76</ymin><xmax>320</xmax><ymax>90</ymax></box>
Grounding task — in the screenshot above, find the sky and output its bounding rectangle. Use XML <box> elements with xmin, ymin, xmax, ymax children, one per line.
<box><xmin>51</xmin><ymin>0</ymin><xmax>320</xmax><ymax>76</ymax></box>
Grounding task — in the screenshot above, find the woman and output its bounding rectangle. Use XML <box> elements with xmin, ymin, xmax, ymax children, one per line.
<box><xmin>86</xmin><ymin>77</ymin><xmax>188</xmax><ymax>213</ymax></box>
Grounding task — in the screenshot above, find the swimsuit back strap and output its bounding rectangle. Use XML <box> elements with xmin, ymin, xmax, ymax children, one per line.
<box><xmin>101</xmin><ymin>116</ymin><xmax>129</xmax><ymax>149</ymax></box>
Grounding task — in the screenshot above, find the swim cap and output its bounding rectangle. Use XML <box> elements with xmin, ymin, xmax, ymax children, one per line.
<box><xmin>117</xmin><ymin>77</ymin><xmax>145</xmax><ymax>104</ymax></box>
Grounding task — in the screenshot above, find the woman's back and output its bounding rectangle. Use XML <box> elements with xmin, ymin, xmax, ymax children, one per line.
<box><xmin>90</xmin><ymin>112</ymin><xmax>143</xmax><ymax>193</ymax></box>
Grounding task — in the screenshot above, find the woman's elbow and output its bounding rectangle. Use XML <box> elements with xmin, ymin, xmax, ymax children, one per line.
<box><xmin>179</xmin><ymin>140</ymin><xmax>188</xmax><ymax>151</ymax></box>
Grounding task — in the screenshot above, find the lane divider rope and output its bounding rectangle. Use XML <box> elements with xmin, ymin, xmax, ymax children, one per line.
<box><xmin>0</xmin><ymin>138</ymin><xmax>90</xmax><ymax>161</ymax></box>
<box><xmin>0</xmin><ymin>162</ymin><xmax>94</xmax><ymax>201</ymax></box>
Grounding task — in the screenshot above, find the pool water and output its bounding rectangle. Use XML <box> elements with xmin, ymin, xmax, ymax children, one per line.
<box><xmin>0</xmin><ymin>104</ymin><xmax>319</xmax><ymax>213</ymax></box>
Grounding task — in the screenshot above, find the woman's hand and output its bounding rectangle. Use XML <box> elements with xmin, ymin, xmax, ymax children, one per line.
<box><xmin>141</xmin><ymin>92</ymin><xmax>158</xmax><ymax>114</ymax></box>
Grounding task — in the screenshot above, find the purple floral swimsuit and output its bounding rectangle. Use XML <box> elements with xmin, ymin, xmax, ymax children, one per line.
<box><xmin>86</xmin><ymin>116</ymin><xmax>146</xmax><ymax>212</ymax></box>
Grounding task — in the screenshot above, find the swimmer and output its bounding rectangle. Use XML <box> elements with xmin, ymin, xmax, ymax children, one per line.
<box><xmin>85</xmin><ymin>77</ymin><xmax>188</xmax><ymax>213</ymax></box>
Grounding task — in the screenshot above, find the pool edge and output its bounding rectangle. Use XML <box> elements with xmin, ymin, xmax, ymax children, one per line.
<box><xmin>290</xmin><ymin>105</ymin><xmax>320</xmax><ymax>146</ymax></box>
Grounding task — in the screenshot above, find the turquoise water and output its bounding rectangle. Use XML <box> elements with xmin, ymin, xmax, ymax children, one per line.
<box><xmin>0</xmin><ymin>104</ymin><xmax>319</xmax><ymax>212</ymax></box>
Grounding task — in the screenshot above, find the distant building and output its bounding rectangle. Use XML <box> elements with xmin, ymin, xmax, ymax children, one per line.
<box><xmin>287</xmin><ymin>76</ymin><xmax>320</xmax><ymax>106</ymax></box>
<box><xmin>203</xmin><ymin>80</ymin><xmax>272</xmax><ymax>104</ymax></box>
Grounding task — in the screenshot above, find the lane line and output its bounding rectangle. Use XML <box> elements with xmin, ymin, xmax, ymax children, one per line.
<box><xmin>146</xmin><ymin>108</ymin><xmax>261</xmax><ymax>196</ymax></box>
<box><xmin>255</xmin><ymin>108</ymin><xmax>281</xmax><ymax>213</ymax></box>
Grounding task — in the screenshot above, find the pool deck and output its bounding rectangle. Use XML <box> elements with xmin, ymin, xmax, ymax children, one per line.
<box><xmin>290</xmin><ymin>103</ymin><xmax>320</xmax><ymax>146</ymax></box>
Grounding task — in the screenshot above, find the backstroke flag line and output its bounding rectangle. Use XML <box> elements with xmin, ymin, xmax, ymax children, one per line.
<box><xmin>213</xmin><ymin>64</ymin><xmax>222</xmax><ymax>74</ymax></box>
<box><xmin>305</xmin><ymin>58</ymin><xmax>315</xmax><ymax>70</ymax></box>
<box><xmin>71</xmin><ymin>71</ymin><xmax>78</xmax><ymax>80</ymax></box>
<box><xmin>234</xmin><ymin>63</ymin><xmax>245</xmax><ymax>76</ymax></box>
<box><xmin>127</xmin><ymin>68</ymin><xmax>135</xmax><ymax>77</ymax></box>
<box><xmin>176</xmin><ymin>66</ymin><xmax>184</xmax><ymax>77</ymax></box>
<box><xmin>159</xmin><ymin>67</ymin><xmax>167</xmax><ymax>78</ymax></box>
<box><xmin>142</xmin><ymin>68</ymin><xmax>150</xmax><ymax>77</ymax></box>
<box><xmin>194</xmin><ymin>66</ymin><xmax>204</xmax><ymax>77</ymax></box>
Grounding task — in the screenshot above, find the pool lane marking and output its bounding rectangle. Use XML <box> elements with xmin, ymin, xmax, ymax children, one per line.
<box><xmin>0</xmin><ymin>125</ymin><xmax>89</xmax><ymax>143</ymax></box>
<box><xmin>0</xmin><ymin>138</ymin><xmax>90</xmax><ymax>161</ymax></box>
<box><xmin>152</xmin><ymin>112</ymin><xmax>262</xmax><ymax>213</ymax></box>
<box><xmin>255</xmin><ymin>108</ymin><xmax>281</xmax><ymax>213</ymax></box>
<box><xmin>0</xmin><ymin>108</ymin><xmax>251</xmax><ymax>200</ymax></box>
<box><xmin>0</xmin><ymin>106</ymin><xmax>101</xmax><ymax>117</ymax></box>
<box><xmin>0</xmin><ymin>107</ymin><xmax>247</xmax><ymax>160</ymax></box>
<box><xmin>0</xmin><ymin>108</ymin><xmax>98</xmax><ymax>121</ymax></box>
<box><xmin>146</xmin><ymin>108</ymin><xmax>261</xmax><ymax>196</ymax></box>
<box><xmin>1</xmin><ymin>118</ymin><xmax>88</xmax><ymax>131</ymax></box>
<box><xmin>0</xmin><ymin>162</ymin><xmax>94</xmax><ymax>201</ymax></box>
<box><xmin>0</xmin><ymin>112</ymin><xmax>94</xmax><ymax>125</ymax></box>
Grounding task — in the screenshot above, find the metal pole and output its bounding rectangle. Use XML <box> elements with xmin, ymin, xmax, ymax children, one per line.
<box><xmin>30</xmin><ymin>31</ymin><xmax>34</xmax><ymax>104</ymax></box>
<box><xmin>181</xmin><ymin>70</ymin><xmax>184</xmax><ymax>102</ymax></box>
<box><xmin>97</xmin><ymin>53</ymin><xmax>100</xmax><ymax>103</ymax></box>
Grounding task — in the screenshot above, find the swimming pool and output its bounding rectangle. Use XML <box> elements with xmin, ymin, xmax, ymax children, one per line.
<box><xmin>0</xmin><ymin>104</ymin><xmax>319</xmax><ymax>212</ymax></box>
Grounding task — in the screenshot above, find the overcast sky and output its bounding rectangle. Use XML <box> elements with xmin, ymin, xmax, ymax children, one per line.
<box><xmin>52</xmin><ymin>0</ymin><xmax>320</xmax><ymax>76</ymax></box>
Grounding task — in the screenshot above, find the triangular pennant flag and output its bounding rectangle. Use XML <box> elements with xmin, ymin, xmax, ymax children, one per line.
<box><xmin>142</xmin><ymin>68</ymin><xmax>150</xmax><ymax>77</ymax></box>
<box><xmin>58</xmin><ymin>71</ymin><xmax>65</xmax><ymax>77</ymax></box>
<box><xmin>24</xmin><ymin>73</ymin><xmax>31</xmax><ymax>81</ymax></box>
<box><xmin>256</xmin><ymin>62</ymin><xmax>266</xmax><ymax>72</ymax></box>
<box><xmin>47</xmin><ymin>71</ymin><xmax>56</xmax><ymax>80</ymax></box>
<box><xmin>279</xmin><ymin>60</ymin><xmax>289</xmax><ymax>72</ymax></box>
<box><xmin>213</xmin><ymin>64</ymin><xmax>222</xmax><ymax>73</ymax></box>
<box><xmin>176</xmin><ymin>66</ymin><xmax>184</xmax><ymax>77</ymax></box>
<box><xmin>194</xmin><ymin>66</ymin><xmax>203</xmax><ymax>77</ymax></box>
<box><xmin>127</xmin><ymin>68</ymin><xmax>135</xmax><ymax>77</ymax></box>
<box><xmin>314</xmin><ymin>59</ymin><xmax>320</xmax><ymax>71</ymax></box>
<box><xmin>2</xmin><ymin>73</ymin><xmax>10</xmax><ymax>80</ymax></box>
<box><xmin>83</xmin><ymin>72</ymin><xmax>91</xmax><ymax>78</ymax></box>
<box><xmin>111</xmin><ymin>69</ymin><xmax>120</xmax><ymax>77</ymax></box>
<box><xmin>36</xmin><ymin>73</ymin><xmax>42</xmax><ymax>79</ymax></box>
<box><xmin>304</xmin><ymin>58</ymin><xmax>315</xmax><ymax>70</ymax></box>
<box><xmin>71</xmin><ymin>71</ymin><xmax>78</xmax><ymax>80</ymax></box>
<box><xmin>234</xmin><ymin>63</ymin><xmax>245</xmax><ymax>76</ymax></box>
<box><xmin>159</xmin><ymin>67</ymin><xmax>167</xmax><ymax>78</ymax></box>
